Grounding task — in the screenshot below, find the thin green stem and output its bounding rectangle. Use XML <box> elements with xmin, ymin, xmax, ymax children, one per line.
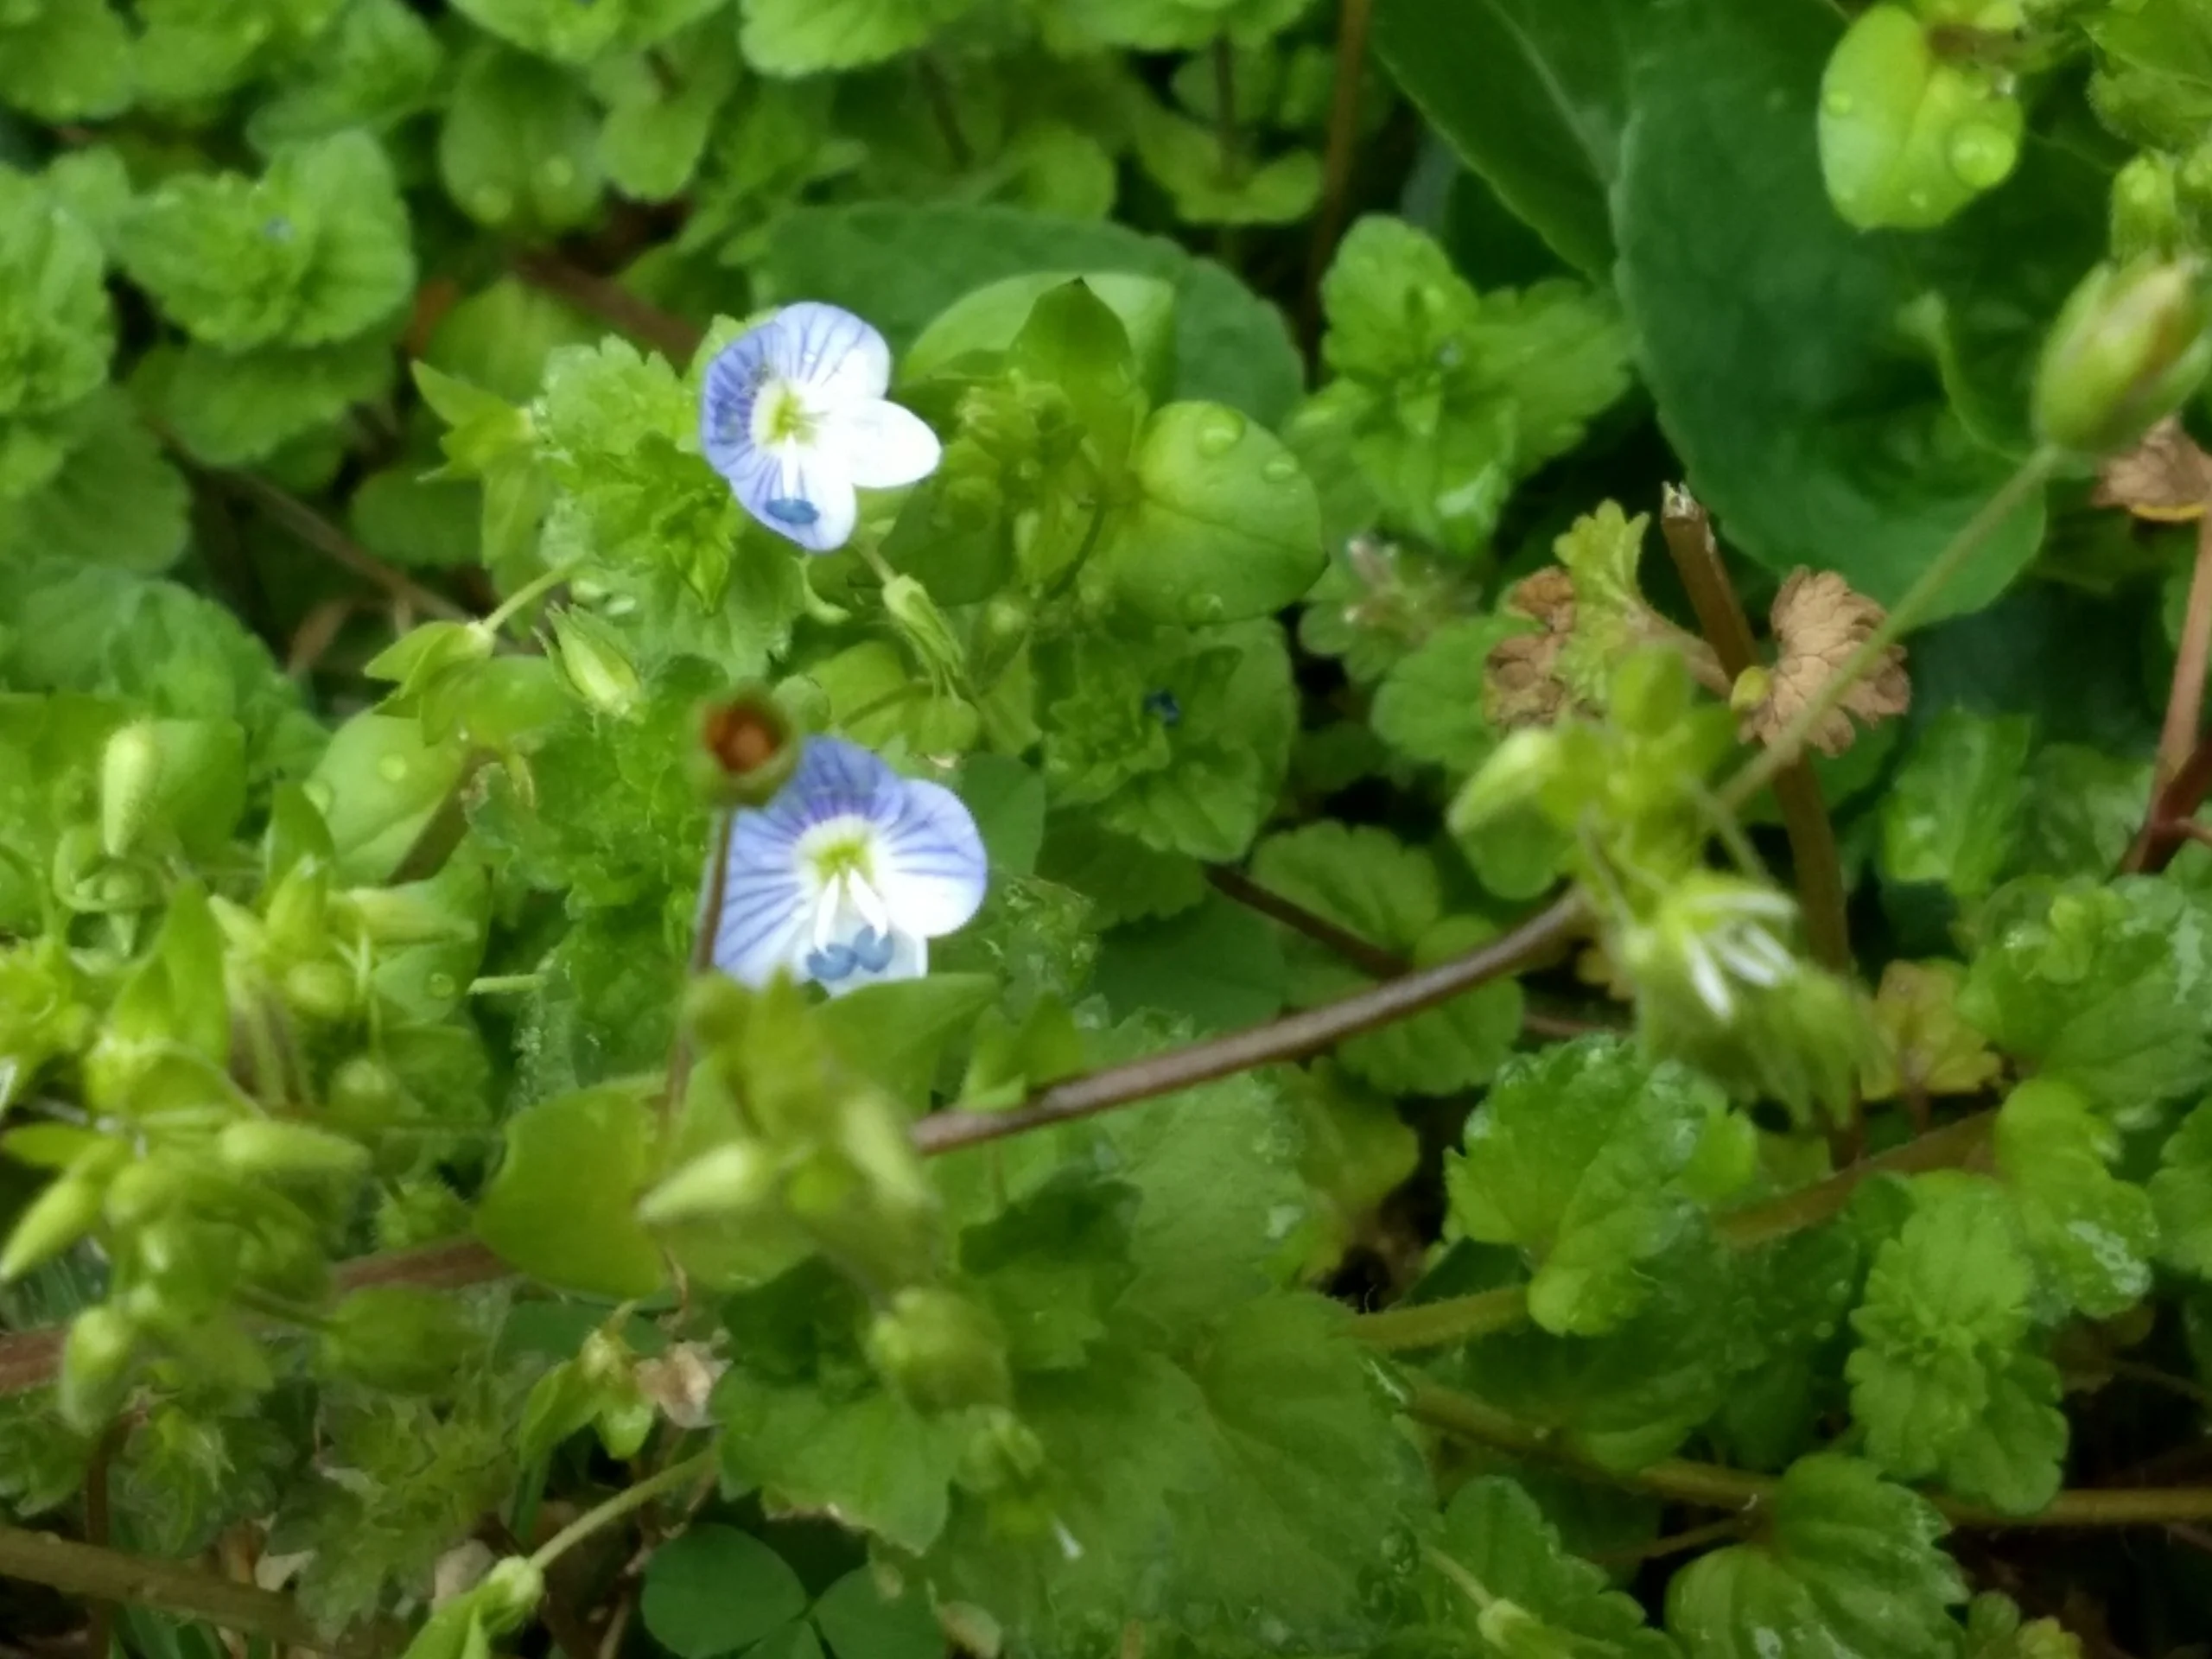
<box><xmin>1300</xmin><ymin>0</ymin><xmax>1376</xmax><ymax>348</ymax></box>
<box><xmin>484</xmin><ymin>556</ymin><xmax>587</xmax><ymax>638</ymax></box>
<box><xmin>1351</xmin><ymin>1287</ymin><xmax>1529</xmax><ymax>1353</ymax></box>
<box><xmin>528</xmin><ymin>1447</ymin><xmax>717</xmax><ymax>1573</ymax></box>
<box><xmin>1719</xmin><ymin>448</ymin><xmax>2061</xmax><ymax>811</ymax></box>
<box><xmin>468</xmin><ymin>973</ymin><xmax>547</xmax><ymax>996</ymax></box>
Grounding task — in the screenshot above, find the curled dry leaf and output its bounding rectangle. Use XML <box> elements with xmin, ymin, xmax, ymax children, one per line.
<box><xmin>2091</xmin><ymin>416</ymin><xmax>2212</xmax><ymax>523</ymax></box>
<box><xmin>1484</xmin><ymin>568</ymin><xmax>1575</xmax><ymax>726</ymax></box>
<box><xmin>635</xmin><ymin>1342</ymin><xmax>727</xmax><ymax>1429</ymax></box>
<box><xmin>1738</xmin><ymin>568</ymin><xmax>1910</xmax><ymax>757</ymax></box>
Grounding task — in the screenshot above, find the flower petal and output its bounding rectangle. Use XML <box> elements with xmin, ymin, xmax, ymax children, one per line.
<box><xmin>715</xmin><ymin>818</ymin><xmax>816</xmax><ymax>988</ymax></box>
<box><xmin>730</xmin><ymin>442</ymin><xmax>860</xmax><ymax>553</ymax></box>
<box><xmin>700</xmin><ymin>329</ymin><xmax>773</xmax><ymax>480</ymax></box>
<box><xmin>825</xmin><ymin>398</ymin><xmax>943</xmax><ymax>490</ymax></box>
<box><xmin>780</xmin><ymin>737</ymin><xmax>903</xmax><ymax>831</ymax></box>
<box><xmin>765</xmin><ymin>302</ymin><xmax>891</xmax><ymax>403</ymax></box>
<box><xmin>874</xmin><ymin>777</ymin><xmax>987</xmax><ymax>939</ymax></box>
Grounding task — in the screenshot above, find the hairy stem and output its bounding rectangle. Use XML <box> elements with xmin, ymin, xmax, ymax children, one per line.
<box><xmin>909</xmin><ymin>893</ymin><xmax>1586</xmax><ymax>1154</ymax></box>
<box><xmin>0</xmin><ymin>1522</ymin><xmax>388</xmax><ymax>1656</ymax></box>
<box><xmin>1719</xmin><ymin>449</ymin><xmax>2060</xmax><ymax>810</ymax></box>
<box><xmin>1659</xmin><ymin>487</ymin><xmax>1850</xmax><ymax>970</ymax></box>
<box><xmin>1301</xmin><ymin>0</ymin><xmax>1376</xmax><ymax>348</ymax></box>
<box><xmin>1356</xmin><ymin>1109</ymin><xmax>1995</xmax><ymax>1351</ymax></box>
<box><xmin>197</xmin><ymin>462</ymin><xmax>472</xmax><ymax>623</ymax></box>
<box><xmin>527</xmin><ymin>1448</ymin><xmax>717</xmax><ymax>1573</ymax></box>
<box><xmin>2125</xmin><ymin>510</ymin><xmax>2212</xmax><ymax>872</ymax></box>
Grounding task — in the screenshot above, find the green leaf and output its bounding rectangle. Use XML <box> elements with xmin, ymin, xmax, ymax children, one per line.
<box><xmin>1424</xmin><ymin>1477</ymin><xmax>1674</xmax><ymax>1657</ymax></box>
<box><xmin>810</xmin><ymin>1569</ymin><xmax>945</xmax><ymax>1659</ymax></box>
<box><xmin>474</xmin><ymin>1082</ymin><xmax>667</xmax><ymax>1300</ymax></box>
<box><xmin>0</xmin><ymin>392</ymin><xmax>188</xmax><ymax>574</ymax></box>
<box><xmin>1092</xmin><ymin>890</ymin><xmax>1288</xmax><ymax>1033</ymax></box>
<box><xmin>0</xmin><ymin>167</ymin><xmax>114</xmax><ymax>422</ymax></box>
<box><xmin>1252</xmin><ymin>821</ymin><xmax>1438</xmax><ymax>956</ymax></box>
<box><xmin>1305</xmin><ymin>214</ymin><xmax>1630</xmax><ymax>555</ymax></box>
<box><xmin>1817</xmin><ymin>4</ymin><xmax>2021</xmax><ymax>232</ymax></box>
<box><xmin>957</xmin><ymin>755</ymin><xmax>1046</xmax><ymax>878</ymax></box>
<box><xmin>1446</xmin><ymin>1037</ymin><xmax>1742</xmax><ymax>1336</ymax></box>
<box><xmin>1092</xmin><ymin>403</ymin><xmax>1322</xmax><ymax>626</ymax></box>
<box><xmin>1665</xmin><ymin>1454</ymin><xmax>1966</xmax><ymax>1659</ymax></box>
<box><xmin>907</xmin><ymin>271</ymin><xmax>1177</xmax><ymax>406</ymax></box>
<box><xmin>440</xmin><ymin>42</ymin><xmax>603</xmax><ymax>232</ymax></box>
<box><xmin>1993</xmin><ymin>1077</ymin><xmax>2155</xmax><ymax>1319</ymax></box>
<box><xmin>119</xmin><ymin>131</ymin><xmax>413</xmax><ymax>352</ymax></box>
<box><xmin>454</xmin><ymin>0</ymin><xmax>724</xmax><ymax>64</ymax></box>
<box><xmin>642</xmin><ymin>1526</ymin><xmax>810</xmax><ymax>1659</ymax></box>
<box><xmin>817</xmin><ymin>975</ymin><xmax>996</xmax><ymax>1109</ymax></box>
<box><xmin>2152</xmin><ymin>1097</ymin><xmax>2212</xmax><ymax>1279</ymax></box>
<box><xmin>957</xmin><ymin>1171</ymin><xmax>1138</xmax><ymax>1373</ymax></box>
<box><xmin>1130</xmin><ymin>103</ymin><xmax>1321</xmax><ymax>226</ymax></box>
<box><xmin>307</xmin><ymin>712</ymin><xmax>467</xmax><ymax>885</ymax></box>
<box><xmin>1614</xmin><ymin>0</ymin><xmax>2045</xmax><ymax>617</ymax></box>
<box><xmin>1371</xmin><ymin>0</ymin><xmax>1628</xmax><ymax>276</ymax></box>
<box><xmin>1845</xmin><ymin>1174</ymin><xmax>2064</xmax><ymax>1512</ymax></box>
<box><xmin>740</xmin><ymin>0</ymin><xmax>973</xmax><ymax>75</ymax></box>
<box><xmin>594</xmin><ymin>22</ymin><xmax>742</xmax><ymax>202</ymax></box>
<box><xmin>153</xmin><ymin>333</ymin><xmax>396</xmax><ymax>467</ymax></box>
<box><xmin>245</xmin><ymin>0</ymin><xmax>443</xmax><ymax>149</ymax></box>
<box><xmin>1960</xmin><ymin>876</ymin><xmax>2212</xmax><ymax>1127</ymax></box>
<box><xmin>762</xmin><ymin>203</ymin><xmax>1303</xmax><ymax>424</ymax></box>
<box><xmin>0</xmin><ymin>3</ymin><xmax>133</xmax><ymax>121</ymax></box>
<box><xmin>1963</xmin><ymin>1592</ymin><xmax>2082</xmax><ymax>1659</ymax></box>
<box><xmin>2008</xmin><ymin>744</ymin><xmax>2150</xmax><ymax>884</ymax></box>
<box><xmin>1370</xmin><ymin>617</ymin><xmax>1518</xmax><ymax>773</ymax></box>
<box><xmin>1878</xmin><ymin>709</ymin><xmax>2032</xmax><ymax>902</ymax></box>
<box><xmin>2088</xmin><ymin>0</ymin><xmax>2212</xmax><ymax>152</ymax></box>
<box><xmin>133</xmin><ymin>0</ymin><xmax>345</xmax><ymax>105</ymax></box>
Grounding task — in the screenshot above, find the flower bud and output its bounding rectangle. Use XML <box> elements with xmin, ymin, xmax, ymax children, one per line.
<box><xmin>1447</xmin><ymin>728</ymin><xmax>1562</xmax><ymax>836</ymax></box>
<box><xmin>638</xmin><ymin>1141</ymin><xmax>782</xmax><ymax>1228</ymax></box>
<box><xmin>316</xmin><ymin>1287</ymin><xmax>477</xmax><ymax>1394</ymax></box>
<box><xmin>218</xmin><ymin>1119</ymin><xmax>372</xmax><ymax>1182</ymax></box>
<box><xmin>688</xmin><ymin>685</ymin><xmax>802</xmax><ymax>808</ymax></box>
<box><xmin>60</xmin><ymin>1305</ymin><xmax>137</xmax><ymax>1430</ymax></box>
<box><xmin>2033</xmin><ymin>256</ymin><xmax>2212</xmax><ymax>456</ymax></box>
<box><xmin>867</xmin><ymin>1287</ymin><xmax>1012</xmax><ymax>1413</ymax></box>
<box><xmin>546</xmin><ymin>608</ymin><xmax>645</xmax><ymax>719</ymax></box>
<box><xmin>970</xmin><ymin>594</ymin><xmax>1033</xmax><ymax>686</ymax></box>
<box><xmin>912</xmin><ymin>694</ymin><xmax>981</xmax><ymax>755</ymax></box>
<box><xmin>336</xmin><ymin>886</ymin><xmax>473</xmax><ymax>947</ymax></box>
<box><xmin>100</xmin><ymin>722</ymin><xmax>162</xmax><ymax>860</ymax></box>
<box><xmin>476</xmin><ymin>1558</ymin><xmax>546</xmax><ymax>1633</ymax></box>
<box><xmin>2113</xmin><ymin>152</ymin><xmax>2181</xmax><ymax>263</ymax></box>
<box><xmin>681</xmin><ymin>974</ymin><xmax>753</xmax><ymax>1050</ymax></box>
<box><xmin>882</xmin><ymin>575</ymin><xmax>970</xmax><ymax>685</ymax></box>
<box><xmin>0</xmin><ymin>1174</ymin><xmax>105</xmax><ymax>1280</ymax></box>
<box><xmin>103</xmin><ymin>1157</ymin><xmax>190</xmax><ymax>1228</ymax></box>
<box><xmin>283</xmin><ymin>959</ymin><xmax>359</xmax><ymax>1021</ymax></box>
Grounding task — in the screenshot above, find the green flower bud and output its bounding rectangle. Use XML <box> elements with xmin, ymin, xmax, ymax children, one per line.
<box><xmin>970</xmin><ymin>594</ymin><xmax>1033</xmax><ymax>687</ymax></box>
<box><xmin>2032</xmin><ymin>256</ymin><xmax>2212</xmax><ymax>455</ymax></box>
<box><xmin>476</xmin><ymin>1558</ymin><xmax>546</xmax><ymax>1634</ymax></box>
<box><xmin>60</xmin><ymin>1306</ymin><xmax>137</xmax><ymax>1430</ymax></box>
<box><xmin>315</xmin><ymin>1287</ymin><xmax>477</xmax><ymax>1395</ymax></box>
<box><xmin>103</xmin><ymin>1157</ymin><xmax>191</xmax><ymax>1228</ymax></box>
<box><xmin>867</xmin><ymin>1287</ymin><xmax>1012</xmax><ymax>1414</ymax></box>
<box><xmin>2113</xmin><ymin>152</ymin><xmax>2181</xmax><ymax>263</ymax></box>
<box><xmin>882</xmin><ymin>575</ymin><xmax>970</xmax><ymax>685</ymax></box>
<box><xmin>263</xmin><ymin>863</ymin><xmax>327</xmax><ymax>961</ymax></box>
<box><xmin>0</xmin><ymin>1174</ymin><xmax>104</xmax><ymax>1280</ymax></box>
<box><xmin>1447</xmin><ymin>728</ymin><xmax>1563</xmax><ymax>836</ymax></box>
<box><xmin>336</xmin><ymin>886</ymin><xmax>473</xmax><ymax>947</ymax></box>
<box><xmin>638</xmin><ymin>1141</ymin><xmax>782</xmax><ymax>1228</ymax></box>
<box><xmin>218</xmin><ymin>1119</ymin><xmax>372</xmax><ymax>1182</ymax></box>
<box><xmin>283</xmin><ymin>959</ymin><xmax>358</xmax><ymax>1021</ymax></box>
<box><xmin>100</xmin><ymin>722</ymin><xmax>162</xmax><ymax>860</ymax></box>
<box><xmin>688</xmin><ymin>684</ymin><xmax>802</xmax><ymax>808</ymax></box>
<box><xmin>681</xmin><ymin>974</ymin><xmax>753</xmax><ymax>1050</ymax></box>
<box><xmin>1607</xmin><ymin>644</ymin><xmax>1694</xmax><ymax>737</ymax></box>
<box><xmin>957</xmin><ymin>1406</ymin><xmax>1047</xmax><ymax>1494</ymax></box>
<box><xmin>546</xmin><ymin>608</ymin><xmax>645</xmax><ymax>719</ymax></box>
<box><xmin>912</xmin><ymin>694</ymin><xmax>981</xmax><ymax>756</ymax></box>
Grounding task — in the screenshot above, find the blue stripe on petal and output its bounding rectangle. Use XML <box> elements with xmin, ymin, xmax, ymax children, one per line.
<box><xmin>874</xmin><ymin>777</ymin><xmax>987</xmax><ymax>939</ymax></box>
<box><xmin>770</xmin><ymin>302</ymin><xmax>890</xmax><ymax>401</ymax></box>
<box><xmin>784</xmin><ymin>737</ymin><xmax>901</xmax><ymax>830</ymax></box>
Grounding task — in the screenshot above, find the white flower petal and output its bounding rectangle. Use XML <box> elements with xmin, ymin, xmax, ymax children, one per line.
<box><xmin>1686</xmin><ymin>942</ymin><xmax>1734</xmax><ymax>1021</ymax></box>
<box><xmin>874</xmin><ymin>777</ymin><xmax>987</xmax><ymax>939</ymax></box>
<box><xmin>715</xmin><ymin>823</ymin><xmax>816</xmax><ymax>988</ymax></box>
<box><xmin>732</xmin><ymin>443</ymin><xmax>859</xmax><ymax>553</ymax></box>
<box><xmin>700</xmin><ymin>329</ymin><xmax>773</xmax><ymax>476</ymax></box>
<box><xmin>825</xmin><ymin>398</ymin><xmax>943</xmax><ymax>490</ymax></box>
<box><xmin>766</xmin><ymin>302</ymin><xmax>891</xmax><ymax>403</ymax></box>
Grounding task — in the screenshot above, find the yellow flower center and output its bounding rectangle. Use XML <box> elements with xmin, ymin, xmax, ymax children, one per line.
<box><xmin>752</xmin><ymin>379</ymin><xmax>817</xmax><ymax>448</ymax></box>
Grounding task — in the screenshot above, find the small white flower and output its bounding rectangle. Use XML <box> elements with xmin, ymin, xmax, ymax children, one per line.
<box><xmin>1621</xmin><ymin>875</ymin><xmax>1799</xmax><ymax>1023</ymax></box>
<box><xmin>698</xmin><ymin>302</ymin><xmax>943</xmax><ymax>553</ymax></box>
<box><xmin>713</xmin><ymin>737</ymin><xmax>986</xmax><ymax>996</ymax></box>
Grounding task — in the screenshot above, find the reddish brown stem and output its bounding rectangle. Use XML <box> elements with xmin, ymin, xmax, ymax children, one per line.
<box><xmin>512</xmin><ymin>251</ymin><xmax>704</xmax><ymax>364</ymax></box>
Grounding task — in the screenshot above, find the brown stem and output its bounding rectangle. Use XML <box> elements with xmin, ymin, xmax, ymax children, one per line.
<box><xmin>1211</xmin><ymin>39</ymin><xmax>1241</xmax><ymax>183</ymax></box>
<box><xmin>917</xmin><ymin>55</ymin><xmax>971</xmax><ymax>168</ymax></box>
<box><xmin>1300</xmin><ymin>0</ymin><xmax>1375</xmax><ymax>351</ymax></box>
<box><xmin>2125</xmin><ymin>517</ymin><xmax>2212</xmax><ymax>874</ymax></box>
<box><xmin>1409</xmin><ymin>1379</ymin><xmax>2212</xmax><ymax>1528</ymax></box>
<box><xmin>1205</xmin><ymin>865</ymin><xmax>1408</xmax><ymax>979</ymax></box>
<box><xmin>1590</xmin><ymin>1516</ymin><xmax>1750</xmax><ymax>1567</ymax></box>
<box><xmin>0</xmin><ymin>1522</ymin><xmax>386</xmax><ymax>1656</ymax></box>
<box><xmin>1659</xmin><ymin>486</ymin><xmax>1850</xmax><ymax>971</ymax></box>
<box><xmin>909</xmin><ymin>894</ymin><xmax>1587</xmax><ymax>1155</ymax></box>
<box><xmin>195</xmin><ymin>464</ymin><xmax>472</xmax><ymax>623</ymax></box>
<box><xmin>1356</xmin><ymin>1109</ymin><xmax>1995</xmax><ymax>1351</ymax></box>
<box><xmin>665</xmin><ymin>810</ymin><xmax>735</xmax><ymax>1117</ymax></box>
<box><xmin>512</xmin><ymin>251</ymin><xmax>704</xmax><ymax>365</ymax></box>
<box><xmin>80</xmin><ymin>1419</ymin><xmax>126</xmax><ymax>1659</ymax></box>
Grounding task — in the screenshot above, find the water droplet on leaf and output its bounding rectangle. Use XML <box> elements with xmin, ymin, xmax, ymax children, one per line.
<box><xmin>1262</xmin><ymin>454</ymin><xmax>1298</xmax><ymax>483</ymax></box>
<box><xmin>1195</xmin><ymin>412</ymin><xmax>1245</xmax><ymax>457</ymax></box>
<box><xmin>1947</xmin><ymin>122</ymin><xmax>2018</xmax><ymax>190</ymax></box>
<box><xmin>1823</xmin><ymin>90</ymin><xmax>1853</xmax><ymax>116</ymax></box>
<box><xmin>378</xmin><ymin>754</ymin><xmax>409</xmax><ymax>784</ymax></box>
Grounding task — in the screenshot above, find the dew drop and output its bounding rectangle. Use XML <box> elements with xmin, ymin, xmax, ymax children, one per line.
<box><xmin>1822</xmin><ymin>90</ymin><xmax>1853</xmax><ymax>117</ymax></box>
<box><xmin>541</xmin><ymin>157</ymin><xmax>576</xmax><ymax>189</ymax></box>
<box><xmin>1184</xmin><ymin>593</ymin><xmax>1226</xmax><ymax>624</ymax></box>
<box><xmin>474</xmin><ymin>187</ymin><xmax>513</xmax><ymax>221</ymax></box>
<box><xmin>1947</xmin><ymin>122</ymin><xmax>2018</xmax><ymax>190</ymax></box>
<box><xmin>378</xmin><ymin>754</ymin><xmax>410</xmax><ymax>784</ymax></box>
<box><xmin>1261</xmin><ymin>454</ymin><xmax>1298</xmax><ymax>483</ymax></box>
<box><xmin>1195</xmin><ymin>411</ymin><xmax>1245</xmax><ymax>457</ymax></box>
<box><xmin>426</xmin><ymin>972</ymin><xmax>456</xmax><ymax>1001</ymax></box>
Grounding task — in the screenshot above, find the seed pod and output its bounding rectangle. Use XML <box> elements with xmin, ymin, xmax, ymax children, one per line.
<box><xmin>2033</xmin><ymin>256</ymin><xmax>2212</xmax><ymax>456</ymax></box>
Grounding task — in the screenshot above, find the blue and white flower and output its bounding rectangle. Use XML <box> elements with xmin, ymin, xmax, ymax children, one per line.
<box><xmin>714</xmin><ymin>736</ymin><xmax>987</xmax><ymax>995</ymax></box>
<box><xmin>699</xmin><ymin>302</ymin><xmax>942</xmax><ymax>554</ymax></box>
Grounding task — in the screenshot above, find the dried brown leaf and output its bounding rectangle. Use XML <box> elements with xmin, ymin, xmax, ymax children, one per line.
<box><xmin>2093</xmin><ymin>416</ymin><xmax>2212</xmax><ymax>522</ymax></box>
<box><xmin>1739</xmin><ymin>568</ymin><xmax>1910</xmax><ymax>756</ymax></box>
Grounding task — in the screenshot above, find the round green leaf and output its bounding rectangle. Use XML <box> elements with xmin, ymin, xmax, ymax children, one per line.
<box><xmin>474</xmin><ymin>1082</ymin><xmax>666</xmax><ymax>1300</ymax></box>
<box><xmin>641</xmin><ymin>1526</ymin><xmax>809</xmax><ymax>1659</ymax></box>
